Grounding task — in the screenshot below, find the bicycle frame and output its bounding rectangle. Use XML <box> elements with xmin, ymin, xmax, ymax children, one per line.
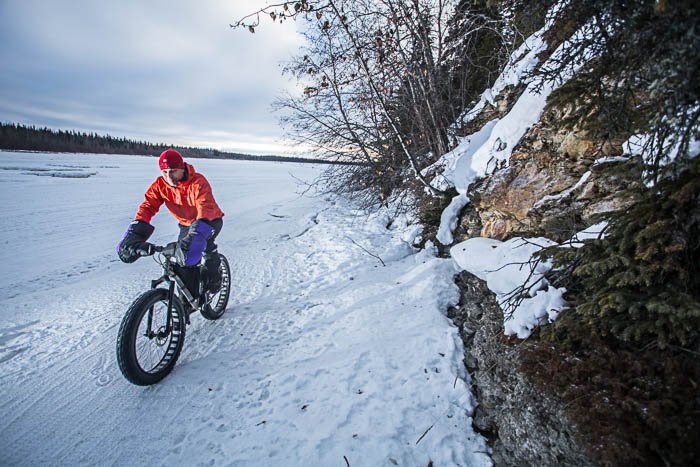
<box><xmin>150</xmin><ymin>254</ymin><xmax>201</xmax><ymax>328</ymax></box>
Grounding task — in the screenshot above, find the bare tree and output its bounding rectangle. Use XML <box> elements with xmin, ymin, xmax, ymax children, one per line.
<box><xmin>233</xmin><ymin>0</ymin><xmax>512</xmax><ymax>208</ymax></box>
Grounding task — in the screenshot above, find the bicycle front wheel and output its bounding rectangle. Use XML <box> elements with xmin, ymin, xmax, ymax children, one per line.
<box><xmin>116</xmin><ymin>288</ymin><xmax>186</xmax><ymax>385</ymax></box>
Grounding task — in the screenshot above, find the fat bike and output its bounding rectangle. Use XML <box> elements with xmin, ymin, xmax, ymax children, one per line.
<box><xmin>116</xmin><ymin>243</ymin><xmax>231</xmax><ymax>385</ymax></box>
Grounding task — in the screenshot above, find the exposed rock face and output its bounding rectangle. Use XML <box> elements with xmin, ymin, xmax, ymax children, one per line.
<box><xmin>448</xmin><ymin>272</ymin><xmax>593</xmax><ymax>466</ymax></box>
<box><xmin>464</xmin><ymin>103</ymin><xmax>638</xmax><ymax>242</ymax></box>
<box><xmin>454</xmin><ymin>201</ymin><xmax>484</xmax><ymax>241</ymax></box>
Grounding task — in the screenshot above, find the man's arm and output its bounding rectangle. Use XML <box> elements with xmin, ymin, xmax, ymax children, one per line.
<box><xmin>135</xmin><ymin>181</ymin><xmax>164</xmax><ymax>223</ymax></box>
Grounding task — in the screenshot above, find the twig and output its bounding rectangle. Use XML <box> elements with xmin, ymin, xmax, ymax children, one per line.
<box><xmin>289</xmin><ymin>171</ymin><xmax>318</xmax><ymax>198</ymax></box>
<box><xmin>415</xmin><ymin>424</ymin><xmax>434</xmax><ymax>445</ymax></box>
<box><xmin>343</xmin><ymin>455</ymin><xmax>350</xmax><ymax>467</ymax></box>
<box><xmin>486</xmin><ymin>259</ymin><xmax>536</xmax><ymax>274</ymax></box>
<box><xmin>346</xmin><ymin>236</ymin><xmax>386</xmax><ymax>266</ymax></box>
<box><xmin>668</xmin><ymin>345</ymin><xmax>700</xmax><ymax>358</ymax></box>
<box><xmin>483</xmin><ymin>361</ymin><xmax>499</xmax><ymax>373</ymax></box>
<box><xmin>512</xmin><ymin>237</ymin><xmax>552</xmax><ymax>250</ymax></box>
<box><xmin>563</xmin><ymin>392</ymin><xmax>591</xmax><ymax>409</ymax></box>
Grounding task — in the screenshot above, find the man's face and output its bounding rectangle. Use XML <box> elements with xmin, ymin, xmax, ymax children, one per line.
<box><xmin>161</xmin><ymin>168</ymin><xmax>185</xmax><ymax>186</ymax></box>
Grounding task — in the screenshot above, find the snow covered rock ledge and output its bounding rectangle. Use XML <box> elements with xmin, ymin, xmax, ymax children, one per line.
<box><xmin>450</xmin><ymin>236</ymin><xmax>566</xmax><ymax>339</ymax></box>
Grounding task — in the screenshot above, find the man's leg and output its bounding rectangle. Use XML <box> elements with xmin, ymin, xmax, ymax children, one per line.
<box><xmin>177</xmin><ymin>224</ymin><xmax>201</xmax><ymax>299</ymax></box>
<box><xmin>203</xmin><ymin>218</ymin><xmax>223</xmax><ymax>292</ymax></box>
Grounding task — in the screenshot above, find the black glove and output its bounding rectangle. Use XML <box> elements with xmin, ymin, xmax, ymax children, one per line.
<box><xmin>117</xmin><ymin>220</ymin><xmax>155</xmax><ymax>263</ymax></box>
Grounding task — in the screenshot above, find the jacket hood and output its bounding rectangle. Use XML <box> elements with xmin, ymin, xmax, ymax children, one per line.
<box><xmin>161</xmin><ymin>163</ymin><xmax>196</xmax><ymax>187</ymax></box>
<box><xmin>181</xmin><ymin>163</ymin><xmax>196</xmax><ymax>185</ymax></box>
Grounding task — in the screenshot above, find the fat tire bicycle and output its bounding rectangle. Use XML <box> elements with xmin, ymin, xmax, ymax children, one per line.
<box><xmin>116</xmin><ymin>242</ymin><xmax>231</xmax><ymax>385</ymax></box>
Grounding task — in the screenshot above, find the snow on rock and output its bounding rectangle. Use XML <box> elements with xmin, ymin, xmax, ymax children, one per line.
<box><xmin>0</xmin><ymin>151</ymin><xmax>490</xmax><ymax>467</ymax></box>
<box><xmin>593</xmin><ymin>155</ymin><xmax>630</xmax><ymax>166</ymax></box>
<box><xmin>434</xmin><ymin>8</ymin><xmax>602</xmax><ymax>246</ymax></box>
<box><xmin>533</xmin><ymin>170</ymin><xmax>592</xmax><ymax>209</ymax></box>
<box><xmin>455</xmin><ymin>20</ymin><xmax>549</xmax><ymax>127</ymax></box>
<box><xmin>449</xmin><ymin>221</ymin><xmax>609</xmax><ymax>338</ymax></box>
<box><xmin>450</xmin><ymin>236</ymin><xmax>566</xmax><ymax>339</ymax></box>
<box><xmin>436</xmin><ymin>194</ymin><xmax>470</xmax><ymax>245</ymax></box>
<box><xmin>563</xmin><ymin>221</ymin><xmax>608</xmax><ymax>248</ymax></box>
<box><xmin>425</xmin><ymin>119</ymin><xmax>499</xmax><ymax>194</ymax></box>
<box><xmin>433</xmin><ymin>8</ymin><xmax>555</xmax><ymax>191</ymax></box>
<box><xmin>440</xmin><ymin>37</ymin><xmax>581</xmax><ymax>209</ymax></box>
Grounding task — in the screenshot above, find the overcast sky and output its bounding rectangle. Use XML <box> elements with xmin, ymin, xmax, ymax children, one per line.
<box><xmin>0</xmin><ymin>0</ymin><xmax>305</xmax><ymax>155</ymax></box>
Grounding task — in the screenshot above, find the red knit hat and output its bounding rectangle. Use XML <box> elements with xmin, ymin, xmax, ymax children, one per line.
<box><xmin>158</xmin><ymin>149</ymin><xmax>185</xmax><ymax>170</ymax></box>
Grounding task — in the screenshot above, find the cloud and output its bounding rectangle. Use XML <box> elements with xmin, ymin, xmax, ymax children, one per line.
<box><xmin>0</xmin><ymin>0</ymin><xmax>305</xmax><ymax>154</ymax></box>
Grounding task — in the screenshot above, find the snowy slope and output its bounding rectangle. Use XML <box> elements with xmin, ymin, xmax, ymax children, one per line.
<box><xmin>0</xmin><ymin>151</ymin><xmax>489</xmax><ymax>466</ymax></box>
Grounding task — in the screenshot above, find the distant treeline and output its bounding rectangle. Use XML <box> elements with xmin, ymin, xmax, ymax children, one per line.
<box><xmin>0</xmin><ymin>122</ymin><xmax>322</xmax><ymax>164</ymax></box>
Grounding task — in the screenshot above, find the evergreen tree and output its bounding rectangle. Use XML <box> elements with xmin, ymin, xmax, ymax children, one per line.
<box><xmin>547</xmin><ymin>157</ymin><xmax>700</xmax><ymax>348</ymax></box>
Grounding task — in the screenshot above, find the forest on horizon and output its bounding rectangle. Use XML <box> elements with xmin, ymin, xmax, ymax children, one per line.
<box><xmin>0</xmin><ymin>122</ymin><xmax>320</xmax><ymax>164</ymax></box>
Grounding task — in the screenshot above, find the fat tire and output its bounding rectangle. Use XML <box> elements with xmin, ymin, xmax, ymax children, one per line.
<box><xmin>117</xmin><ymin>288</ymin><xmax>186</xmax><ymax>385</ymax></box>
<box><xmin>201</xmin><ymin>253</ymin><xmax>231</xmax><ymax>320</ymax></box>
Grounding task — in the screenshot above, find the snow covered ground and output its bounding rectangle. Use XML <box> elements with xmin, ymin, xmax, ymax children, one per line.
<box><xmin>0</xmin><ymin>151</ymin><xmax>489</xmax><ymax>466</ymax></box>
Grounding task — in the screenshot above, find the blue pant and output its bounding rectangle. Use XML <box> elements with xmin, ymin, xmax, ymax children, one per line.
<box><xmin>177</xmin><ymin>218</ymin><xmax>223</xmax><ymax>296</ymax></box>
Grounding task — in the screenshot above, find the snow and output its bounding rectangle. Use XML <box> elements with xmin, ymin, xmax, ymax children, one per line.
<box><xmin>449</xmin><ymin>221</ymin><xmax>607</xmax><ymax>339</ymax></box>
<box><xmin>450</xmin><ymin>237</ymin><xmax>565</xmax><ymax>339</ymax></box>
<box><xmin>0</xmin><ymin>151</ymin><xmax>490</xmax><ymax>466</ymax></box>
<box><xmin>449</xmin><ymin>0</ymin><xmax>570</xmax><ymax>129</ymax></box>
<box><xmin>593</xmin><ymin>155</ymin><xmax>630</xmax><ymax>166</ymax></box>
<box><xmin>436</xmin><ymin>194</ymin><xmax>470</xmax><ymax>245</ymax></box>
<box><xmin>455</xmin><ymin>19</ymin><xmax>549</xmax><ymax>127</ymax></box>
<box><xmin>566</xmin><ymin>221</ymin><xmax>608</xmax><ymax>248</ymax></box>
<box><xmin>424</xmin><ymin>119</ymin><xmax>499</xmax><ymax>194</ymax></box>
<box><xmin>437</xmin><ymin>15</ymin><xmax>555</xmax><ymax>191</ymax></box>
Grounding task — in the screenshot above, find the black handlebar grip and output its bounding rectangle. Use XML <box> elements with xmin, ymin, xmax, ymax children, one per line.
<box><xmin>136</xmin><ymin>243</ymin><xmax>155</xmax><ymax>256</ymax></box>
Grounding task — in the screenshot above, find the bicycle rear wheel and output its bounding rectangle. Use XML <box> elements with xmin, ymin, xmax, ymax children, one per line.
<box><xmin>117</xmin><ymin>288</ymin><xmax>186</xmax><ymax>385</ymax></box>
<box><xmin>201</xmin><ymin>253</ymin><xmax>231</xmax><ymax>320</ymax></box>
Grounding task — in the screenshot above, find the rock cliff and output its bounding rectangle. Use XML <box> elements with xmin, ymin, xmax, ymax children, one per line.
<box><xmin>448</xmin><ymin>272</ymin><xmax>594</xmax><ymax>466</ymax></box>
<box><xmin>439</xmin><ymin>0</ymin><xmax>700</xmax><ymax>462</ymax></box>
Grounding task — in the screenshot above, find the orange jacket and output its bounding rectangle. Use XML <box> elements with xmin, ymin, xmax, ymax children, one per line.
<box><xmin>135</xmin><ymin>163</ymin><xmax>224</xmax><ymax>226</ymax></box>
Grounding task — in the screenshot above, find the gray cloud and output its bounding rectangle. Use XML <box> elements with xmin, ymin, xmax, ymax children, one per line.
<box><xmin>0</xmin><ymin>0</ymin><xmax>304</xmax><ymax>154</ymax></box>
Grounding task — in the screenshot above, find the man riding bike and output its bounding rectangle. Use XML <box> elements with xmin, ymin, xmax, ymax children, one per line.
<box><xmin>117</xmin><ymin>149</ymin><xmax>225</xmax><ymax>297</ymax></box>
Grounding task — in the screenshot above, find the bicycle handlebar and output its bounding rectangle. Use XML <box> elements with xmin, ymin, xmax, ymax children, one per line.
<box><xmin>151</xmin><ymin>242</ymin><xmax>178</xmax><ymax>257</ymax></box>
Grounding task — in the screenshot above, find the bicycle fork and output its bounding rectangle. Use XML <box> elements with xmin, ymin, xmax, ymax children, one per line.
<box><xmin>144</xmin><ymin>280</ymin><xmax>177</xmax><ymax>340</ymax></box>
